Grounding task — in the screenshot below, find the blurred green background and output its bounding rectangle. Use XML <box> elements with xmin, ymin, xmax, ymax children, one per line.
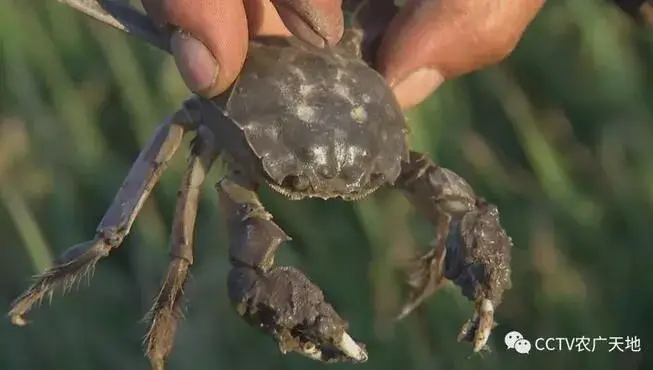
<box><xmin>1</xmin><ymin>0</ymin><xmax>652</xmax><ymax>369</ymax></box>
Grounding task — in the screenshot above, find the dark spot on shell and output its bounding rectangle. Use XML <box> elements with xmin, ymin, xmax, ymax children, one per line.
<box><xmin>317</xmin><ymin>165</ymin><xmax>337</xmax><ymax>179</ymax></box>
<box><xmin>370</xmin><ymin>173</ymin><xmax>385</xmax><ymax>186</ymax></box>
<box><xmin>282</xmin><ymin>175</ymin><xmax>310</xmax><ymax>191</ymax></box>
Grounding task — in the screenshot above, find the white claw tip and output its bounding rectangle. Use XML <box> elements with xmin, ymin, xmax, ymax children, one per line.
<box><xmin>473</xmin><ymin>335</ymin><xmax>489</xmax><ymax>352</ymax></box>
<box><xmin>472</xmin><ymin>299</ymin><xmax>495</xmax><ymax>352</ymax></box>
<box><xmin>10</xmin><ymin>315</ymin><xmax>27</xmax><ymax>327</ymax></box>
<box><xmin>340</xmin><ymin>332</ymin><xmax>368</xmax><ymax>362</ymax></box>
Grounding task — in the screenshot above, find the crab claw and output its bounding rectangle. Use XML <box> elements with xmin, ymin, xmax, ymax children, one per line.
<box><xmin>445</xmin><ymin>203</ymin><xmax>512</xmax><ymax>352</ymax></box>
<box><xmin>456</xmin><ymin>298</ymin><xmax>497</xmax><ymax>352</ymax></box>
<box><xmin>395</xmin><ymin>201</ymin><xmax>512</xmax><ymax>353</ymax></box>
<box><xmin>228</xmin><ymin>266</ymin><xmax>368</xmax><ymax>363</ymax></box>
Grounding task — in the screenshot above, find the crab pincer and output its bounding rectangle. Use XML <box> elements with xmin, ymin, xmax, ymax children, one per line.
<box><xmin>228</xmin><ymin>266</ymin><xmax>367</xmax><ymax>362</ymax></box>
<box><xmin>394</xmin><ymin>152</ymin><xmax>513</xmax><ymax>352</ymax></box>
<box><xmin>220</xmin><ymin>177</ymin><xmax>368</xmax><ymax>363</ymax></box>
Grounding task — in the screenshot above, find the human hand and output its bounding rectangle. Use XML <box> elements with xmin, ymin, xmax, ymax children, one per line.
<box><xmin>375</xmin><ymin>0</ymin><xmax>545</xmax><ymax>109</ymax></box>
<box><xmin>141</xmin><ymin>0</ymin><xmax>544</xmax><ymax>110</ymax></box>
<box><xmin>140</xmin><ymin>0</ymin><xmax>344</xmax><ymax>98</ymax></box>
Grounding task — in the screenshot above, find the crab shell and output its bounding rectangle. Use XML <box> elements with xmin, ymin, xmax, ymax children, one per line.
<box><xmin>197</xmin><ymin>30</ymin><xmax>409</xmax><ymax>201</ymax></box>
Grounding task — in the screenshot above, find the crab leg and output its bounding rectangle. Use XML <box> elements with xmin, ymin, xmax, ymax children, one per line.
<box><xmin>143</xmin><ymin>128</ymin><xmax>217</xmax><ymax>370</ymax></box>
<box><xmin>394</xmin><ymin>151</ymin><xmax>513</xmax><ymax>353</ymax></box>
<box><xmin>58</xmin><ymin>0</ymin><xmax>172</xmax><ymax>53</ymax></box>
<box><xmin>8</xmin><ymin>109</ymin><xmax>195</xmax><ymax>326</ymax></box>
<box><xmin>217</xmin><ymin>173</ymin><xmax>368</xmax><ymax>364</ymax></box>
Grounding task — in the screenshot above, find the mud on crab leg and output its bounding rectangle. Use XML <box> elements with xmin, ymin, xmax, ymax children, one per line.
<box><xmin>144</xmin><ymin>128</ymin><xmax>217</xmax><ymax>370</ymax></box>
<box><xmin>8</xmin><ymin>109</ymin><xmax>195</xmax><ymax>326</ymax></box>
<box><xmin>217</xmin><ymin>174</ymin><xmax>368</xmax><ymax>364</ymax></box>
<box><xmin>394</xmin><ymin>151</ymin><xmax>513</xmax><ymax>353</ymax></box>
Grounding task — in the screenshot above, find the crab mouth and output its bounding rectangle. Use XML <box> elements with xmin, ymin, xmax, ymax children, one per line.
<box><xmin>266</xmin><ymin>173</ymin><xmax>386</xmax><ymax>201</ymax></box>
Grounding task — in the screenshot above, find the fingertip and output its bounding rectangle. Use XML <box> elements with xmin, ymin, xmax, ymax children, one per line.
<box><xmin>375</xmin><ymin>1</ymin><xmax>435</xmax><ymax>86</ymax></box>
<box><xmin>171</xmin><ymin>31</ymin><xmax>221</xmax><ymax>97</ymax></box>
<box><xmin>275</xmin><ymin>5</ymin><xmax>326</xmax><ymax>47</ymax></box>
<box><xmin>378</xmin><ymin>0</ymin><xmax>544</xmax><ymax>90</ymax></box>
<box><xmin>272</xmin><ymin>0</ymin><xmax>344</xmax><ymax>47</ymax></box>
<box><xmin>391</xmin><ymin>68</ymin><xmax>444</xmax><ymax>110</ymax></box>
<box><xmin>157</xmin><ymin>0</ymin><xmax>249</xmax><ymax>97</ymax></box>
<box><xmin>373</xmin><ymin>0</ymin><xmax>453</xmax><ymax>108</ymax></box>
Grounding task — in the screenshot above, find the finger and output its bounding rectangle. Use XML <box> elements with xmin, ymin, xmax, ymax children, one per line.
<box><xmin>271</xmin><ymin>0</ymin><xmax>344</xmax><ymax>47</ymax></box>
<box><xmin>377</xmin><ymin>0</ymin><xmax>544</xmax><ymax>109</ymax></box>
<box><xmin>243</xmin><ymin>0</ymin><xmax>292</xmax><ymax>37</ymax></box>
<box><xmin>142</xmin><ymin>0</ymin><xmax>249</xmax><ymax>97</ymax></box>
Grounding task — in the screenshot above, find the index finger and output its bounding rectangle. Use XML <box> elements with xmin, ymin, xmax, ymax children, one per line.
<box><xmin>272</xmin><ymin>0</ymin><xmax>344</xmax><ymax>46</ymax></box>
<box><xmin>378</xmin><ymin>0</ymin><xmax>543</xmax><ymax>83</ymax></box>
<box><xmin>376</xmin><ymin>0</ymin><xmax>543</xmax><ymax>107</ymax></box>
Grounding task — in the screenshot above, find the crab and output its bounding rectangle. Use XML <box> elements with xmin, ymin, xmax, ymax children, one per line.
<box><xmin>8</xmin><ymin>1</ymin><xmax>513</xmax><ymax>369</ymax></box>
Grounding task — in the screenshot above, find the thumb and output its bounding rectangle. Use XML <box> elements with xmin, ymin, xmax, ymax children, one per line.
<box><xmin>142</xmin><ymin>0</ymin><xmax>249</xmax><ymax>98</ymax></box>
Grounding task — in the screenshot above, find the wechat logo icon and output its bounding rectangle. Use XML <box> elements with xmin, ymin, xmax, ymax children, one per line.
<box><xmin>505</xmin><ymin>331</ymin><xmax>532</xmax><ymax>355</ymax></box>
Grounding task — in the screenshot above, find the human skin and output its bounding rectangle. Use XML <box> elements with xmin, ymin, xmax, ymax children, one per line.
<box><xmin>140</xmin><ymin>0</ymin><xmax>545</xmax><ymax>110</ymax></box>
